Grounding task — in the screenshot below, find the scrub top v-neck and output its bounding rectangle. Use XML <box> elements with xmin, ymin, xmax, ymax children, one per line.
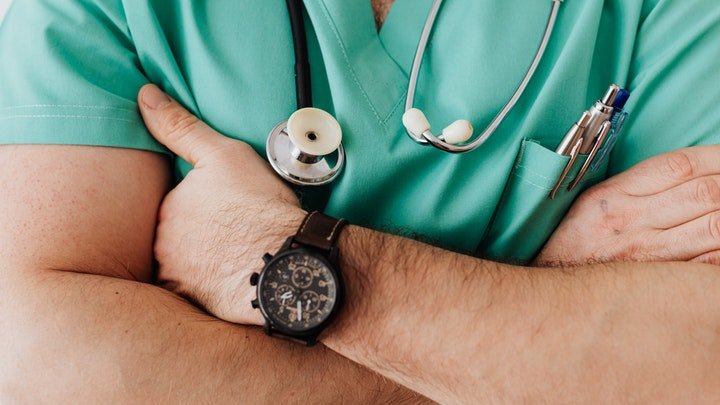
<box><xmin>1</xmin><ymin>0</ymin><xmax>719</xmax><ymax>263</ymax></box>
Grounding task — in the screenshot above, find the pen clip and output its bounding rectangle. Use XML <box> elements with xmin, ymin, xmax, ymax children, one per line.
<box><xmin>549</xmin><ymin>136</ymin><xmax>583</xmax><ymax>200</ymax></box>
<box><xmin>568</xmin><ymin>120</ymin><xmax>612</xmax><ymax>192</ymax></box>
<box><xmin>589</xmin><ymin>111</ymin><xmax>627</xmax><ymax>173</ymax></box>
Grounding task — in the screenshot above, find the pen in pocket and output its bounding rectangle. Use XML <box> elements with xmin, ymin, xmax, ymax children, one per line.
<box><xmin>549</xmin><ymin>84</ymin><xmax>631</xmax><ymax>199</ymax></box>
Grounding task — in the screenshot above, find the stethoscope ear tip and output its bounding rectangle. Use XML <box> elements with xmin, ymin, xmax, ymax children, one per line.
<box><xmin>402</xmin><ymin>108</ymin><xmax>431</xmax><ymax>139</ymax></box>
<box><xmin>403</xmin><ymin>108</ymin><xmax>473</xmax><ymax>146</ymax></box>
<box><xmin>441</xmin><ymin>119</ymin><xmax>473</xmax><ymax>144</ymax></box>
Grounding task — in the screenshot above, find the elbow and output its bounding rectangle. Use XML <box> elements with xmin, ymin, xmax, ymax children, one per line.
<box><xmin>0</xmin><ymin>270</ymin><xmax>76</xmax><ymax>401</ymax></box>
<box><xmin>0</xmin><ymin>274</ymin><xmax>32</xmax><ymax>399</ymax></box>
<box><xmin>0</xmin><ymin>271</ymin><xmax>40</xmax><ymax>395</ymax></box>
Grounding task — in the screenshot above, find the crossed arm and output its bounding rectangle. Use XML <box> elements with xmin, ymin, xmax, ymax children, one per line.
<box><xmin>329</xmin><ymin>224</ymin><xmax>720</xmax><ymax>402</ymax></box>
<box><xmin>3</xmin><ymin>87</ymin><xmax>720</xmax><ymax>403</ymax></box>
<box><xmin>0</xmin><ymin>146</ymin><xmax>423</xmax><ymax>404</ymax></box>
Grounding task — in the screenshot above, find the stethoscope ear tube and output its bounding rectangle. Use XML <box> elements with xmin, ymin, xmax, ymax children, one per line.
<box><xmin>403</xmin><ymin>0</ymin><xmax>564</xmax><ymax>153</ymax></box>
<box><xmin>270</xmin><ymin>0</ymin><xmax>565</xmax><ymax>187</ymax></box>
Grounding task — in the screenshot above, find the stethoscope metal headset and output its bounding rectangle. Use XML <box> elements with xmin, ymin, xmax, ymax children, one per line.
<box><xmin>267</xmin><ymin>0</ymin><xmax>564</xmax><ymax>186</ymax></box>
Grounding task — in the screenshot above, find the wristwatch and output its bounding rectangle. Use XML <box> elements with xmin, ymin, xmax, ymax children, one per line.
<box><xmin>250</xmin><ymin>211</ymin><xmax>348</xmax><ymax>346</ymax></box>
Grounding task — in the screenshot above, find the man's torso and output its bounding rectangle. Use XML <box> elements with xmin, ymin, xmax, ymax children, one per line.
<box><xmin>1</xmin><ymin>0</ymin><xmax>719</xmax><ymax>262</ymax></box>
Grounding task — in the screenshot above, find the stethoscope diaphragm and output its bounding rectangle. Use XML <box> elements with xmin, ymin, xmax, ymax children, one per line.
<box><xmin>266</xmin><ymin>107</ymin><xmax>345</xmax><ymax>186</ymax></box>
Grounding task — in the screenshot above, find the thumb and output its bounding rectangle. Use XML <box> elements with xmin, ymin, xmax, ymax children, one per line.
<box><xmin>138</xmin><ymin>84</ymin><xmax>229</xmax><ymax>167</ymax></box>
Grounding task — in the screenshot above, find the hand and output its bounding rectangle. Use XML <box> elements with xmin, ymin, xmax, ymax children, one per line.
<box><xmin>536</xmin><ymin>146</ymin><xmax>720</xmax><ymax>266</ymax></box>
<box><xmin>138</xmin><ymin>84</ymin><xmax>306</xmax><ymax>325</ymax></box>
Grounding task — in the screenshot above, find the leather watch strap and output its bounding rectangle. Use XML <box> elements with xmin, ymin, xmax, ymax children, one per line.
<box><xmin>294</xmin><ymin>211</ymin><xmax>348</xmax><ymax>251</ymax></box>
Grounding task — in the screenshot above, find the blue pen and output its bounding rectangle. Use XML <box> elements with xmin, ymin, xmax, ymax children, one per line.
<box><xmin>589</xmin><ymin>87</ymin><xmax>630</xmax><ymax>173</ymax></box>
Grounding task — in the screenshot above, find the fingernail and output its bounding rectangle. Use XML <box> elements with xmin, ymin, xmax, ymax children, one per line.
<box><xmin>142</xmin><ymin>84</ymin><xmax>171</xmax><ymax>110</ymax></box>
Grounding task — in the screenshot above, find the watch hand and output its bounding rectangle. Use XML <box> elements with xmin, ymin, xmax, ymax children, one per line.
<box><xmin>297</xmin><ymin>300</ymin><xmax>302</xmax><ymax>322</ymax></box>
<box><xmin>280</xmin><ymin>290</ymin><xmax>293</xmax><ymax>306</ymax></box>
<box><xmin>306</xmin><ymin>299</ymin><xmax>311</xmax><ymax>311</ymax></box>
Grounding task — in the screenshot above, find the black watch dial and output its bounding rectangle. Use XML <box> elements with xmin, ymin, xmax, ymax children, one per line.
<box><xmin>258</xmin><ymin>250</ymin><xmax>338</xmax><ymax>333</ymax></box>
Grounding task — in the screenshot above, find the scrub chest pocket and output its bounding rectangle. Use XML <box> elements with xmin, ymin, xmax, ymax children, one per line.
<box><xmin>479</xmin><ymin>139</ymin><xmax>608</xmax><ymax>264</ymax></box>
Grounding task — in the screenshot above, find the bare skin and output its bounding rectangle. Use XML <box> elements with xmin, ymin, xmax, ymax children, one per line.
<box><xmin>0</xmin><ymin>3</ymin><xmax>414</xmax><ymax>404</ymax></box>
<box><xmin>537</xmin><ymin>146</ymin><xmax>720</xmax><ymax>266</ymax></box>
<box><xmin>0</xmin><ymin>3</ymin><xmax>717</xmax><ymax>403</ymax></box>
<box><xmin>371</xmin><ymin>0</ymin><xmax>396</xmax><ymax>29</ymax></box>
<box><xmin>0</xmin><ymin>143</ymin><xmax>427</xmax><ymax>404</ymax></box>
<box><xmin>140</xmin><ymin>85</ymin><xmax>720</xmax><ymax>404</ymax></box>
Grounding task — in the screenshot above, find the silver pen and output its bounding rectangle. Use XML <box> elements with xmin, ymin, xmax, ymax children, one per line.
<box><xmin>578</xmin><ymin>85</ymin><xmax>621</xmax><ymax>154</ymax></box>
<box><xmin>549</xmin><ymin>111</ymin><xmax>591</xmax><ymax>199</ymax></box>
<box><xmin>555</xmin><ymin>111</ymin><xmax>592</xmax><ymax>155</ymax></box>
<box><xmin>549</xmin><ymin>84</ymin><xmax>625</xmax><ymax>199</ymax></box>
<box><xmin>555</xmin><ymin>85</ymin><xmax>622</xmax><ymax>156</ymax></box>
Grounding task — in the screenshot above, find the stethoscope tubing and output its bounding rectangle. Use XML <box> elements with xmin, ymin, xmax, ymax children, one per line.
<box><xmin>271</xmin><ymin>0</ymin><xmax>564</xmax><ymax>187</ymax></box>
<box><xmin>286</xmin><ymin>0</ymin><xmax>313</xmax><ymax>109</ymax></box>
<box><xmin>266</xmin><ymin>0</ymin><xmax>344</xmax><ymax>187</ymax></box>
<box><xmin>404</xmin><ymin>0</ymin><xmax>564</xmax><ymax>153</ymax></box>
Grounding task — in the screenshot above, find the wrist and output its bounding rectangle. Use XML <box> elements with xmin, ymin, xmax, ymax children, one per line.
<box><xmin>320</xmin><ymin>224</ymin><xmax>391</xmax><ymax>348</ymax></box>
<box><xmin>272</xmin><ymin>205</ymin><xmax>308</xmax><ymax>244</ymax></box>
<box><xmin>227</xmin><ymin>204</ymin><xmax>307</xmax><ymax>326</ymax></box>
<box><xmin>248</xmin><ymin>209</ymin><xmax>351</xmax><ymax>344</ymax></box>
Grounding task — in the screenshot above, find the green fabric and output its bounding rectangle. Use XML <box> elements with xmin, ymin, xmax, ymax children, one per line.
<box><xmin>1</xmin><ymin>0</ymin><xmax>719</xmax><ymax>263</ymax></box>
<box><xmin>481</xmin><ymin>140</ymin><xmax>602</xmax><ymax>263</ymax></box>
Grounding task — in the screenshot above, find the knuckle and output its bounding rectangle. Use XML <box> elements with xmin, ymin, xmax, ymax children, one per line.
<box><xmin>692</xmin><ymin>177</ymin><xmax>720</xmax><ymax>206</ymax></box>
<box><xmin>696</xmin><ymin>254</ymin><xmax>720</xmax><ymax>266</ymax></box>
<box><xmin>163</xmin><ymin>109</ymin><xmax>201</xmax><ymax>141</ymax></box>
<box><xmin>707</xmin><ymin>212</ymin><xmax>720</xmax><ymax>243</ymax></box>
<box><xmin>663</xmin><ymin>150</ymin><xmax>697</xmax><ymax>181</ymax></box>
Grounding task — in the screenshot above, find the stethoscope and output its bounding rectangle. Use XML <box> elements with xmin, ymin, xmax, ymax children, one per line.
<box><xmin>267</xmin><ymin>0</ymin><xmax>564</xmax><ymax>186</ymax></box>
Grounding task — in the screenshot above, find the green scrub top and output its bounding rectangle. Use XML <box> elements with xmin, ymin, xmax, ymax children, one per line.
<box><xmin>1</xmin><ymin>0</ymin><xmax>719</xmax><ymax>264</ymax></box>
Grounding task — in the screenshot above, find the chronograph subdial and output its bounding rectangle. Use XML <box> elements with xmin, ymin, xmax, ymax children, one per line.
<box><xmin>299</xmin><ymin>291</ymin><xmax>321</xmax><ymax>313</ymax></box>
<box><xmin>256</xmin><ymin>249</ymin><xmax>341</xmax><ymax>334</ymax></box>
<box><xmin>274</xmin><ymin>284</ymin><xmax>298</xmax><ymax>306</ymax></box>
<box><xmin>252</xmin><ymin>213</ymin><xmax>348</xmax><ymax>346</ymax></box>
<box><xmin>291</xmin><ymin>266</ymin><xmax>314</xmax><ymax>288</ymax></box>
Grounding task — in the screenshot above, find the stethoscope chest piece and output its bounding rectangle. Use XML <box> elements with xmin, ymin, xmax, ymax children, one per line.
<box><xmin>266</xmin><ymin>107</ymin><xmax>345</xmax><ymax>186</ymax></box>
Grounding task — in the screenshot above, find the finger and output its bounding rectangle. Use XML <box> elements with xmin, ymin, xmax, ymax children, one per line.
<box><xmin>138</xmin><ymin>84</ymin><xmax>231</xmax><ymax>167</ymax></box>
<box><xmin>640</xmin><ymin>174</ymin><xmax>720</xmax><ymax>229</ymax></box>
<box><xmin>603</xmin><ymin>146</ymin><xmax>720</xmax><ymax>197</ymax></box>
<box><xmin>653</xmin><ymin>211</ymin><xmax>720</xmax><ymax>261</ymax></box>
<box><xmin>690</xmin><ymin>250</ymin><xmax>720</xmax><ymax>266</ymax></box>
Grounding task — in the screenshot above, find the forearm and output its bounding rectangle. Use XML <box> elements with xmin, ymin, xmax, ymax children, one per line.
<box><xmin>323</xmin><ymin>226</ymin><xmax>720</xmax><ymax>403</ymax></box>
<box><xmin>0</xmin><ymin>269</ymin><xmax>426</xmax><ymax>404</ymax></box>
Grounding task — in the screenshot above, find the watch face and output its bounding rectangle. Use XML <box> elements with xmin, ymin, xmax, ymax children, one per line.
<box><xmin>258</xmin><ymin>249</ymin><xmax>339</xmax><ymax>333</ymax></box>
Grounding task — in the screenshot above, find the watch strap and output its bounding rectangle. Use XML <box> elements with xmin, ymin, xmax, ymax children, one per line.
<box><xmin>294</xmin><ymin>211</ymin><xmax>348</xmax><ymax>252</ymax></box>
<box><xmin>266</xmin><ymin>326</ymin><xmax>318</xmax><ymax>347</ymax></box>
